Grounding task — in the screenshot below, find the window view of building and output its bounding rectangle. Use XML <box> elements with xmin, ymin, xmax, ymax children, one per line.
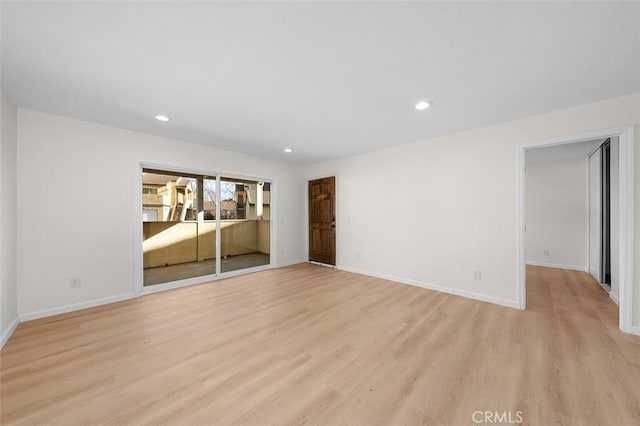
<box><xmin>142</xmin><ymin>173</ymin><xmax>198</xmax><ymax>222</ymax></box>
<box><xmin>217</xmin><ymin>180</ymin><xmax>271</xmax><ymax>220</ymax></box>
<box><xmin>141</xmin><ymin>169</ymin><xmax>271</xmax><ymax>286</ymax></box>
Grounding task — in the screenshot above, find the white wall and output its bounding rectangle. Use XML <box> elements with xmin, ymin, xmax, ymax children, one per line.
<box><xmin>17</xmin><ymin>109</ymin><xmax>304</xmax><ymax>317</ymax></box>
<box><xmin>525</xmin><ymin>157</ymin><xmax>588</xmax><ymax>271</ymax></box>
<box><xmin>303</xmin><ymin>92</ymin><xmax>640</xmax><ymax>328</ymax></box>
<box><xmin>1</xmin><ymin>91</ymin><xmax>19</xmax><ymax>346</ymax></box>
<box><xmin>11</xmin><ymin>93</ymin><xmax>640</xmax><ymax>332</ymax></box>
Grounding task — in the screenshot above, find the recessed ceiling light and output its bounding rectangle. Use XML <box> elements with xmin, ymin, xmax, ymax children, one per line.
<box><xmin>155</xmin><ymin>115</ymin><xmax>170</xmax><ymax>122</ymax></box>
<box><xmin>415</xmin><ymin>101</ymin><xmax>431</xmax><ymax>111</ymax></box>
<box><xmin>284</xmin><ymin>148</ymin><xmax>293</xmax><ymax>153</ymax></box>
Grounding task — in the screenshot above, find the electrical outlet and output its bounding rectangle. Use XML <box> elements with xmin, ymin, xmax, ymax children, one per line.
<box><xmin>70</xmin><ymin>277</ymin><xmax>82</xmax><ymax>288</ymax></box>
<box><xmin>544</xmin><ymin>249</ymin><xmax>550</xmax><ymax>256</ymax></box>
<box><xmin>473</xmin><ymin>270</ymin><xmax>482</xmax><ymax>280</ymax></box>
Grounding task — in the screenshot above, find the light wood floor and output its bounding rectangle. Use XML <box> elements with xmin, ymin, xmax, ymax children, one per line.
<box><xmin>1</xmin><ymin>264</ymin><xmax>639</xmax><ymax>425</ymax></box>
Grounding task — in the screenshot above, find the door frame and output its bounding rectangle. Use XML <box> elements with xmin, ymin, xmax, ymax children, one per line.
<box><xmin>597</xmin><ymin>139</ymin><xmax>613</xmax><ymax>290</ymax></box>
<box><xmin>517</xmin><ymin>125</ymin><xmax>634</xmax><ymax>334</ymax></box>
<box><xmin>587</xmin><ymin>146</ymin><xmax>602</xmax><ymax>285</ymax></box>
<box><xmin>305</xmin><ymin>173</ymin><xmax>338</xmax><ymax>266</ymax></box>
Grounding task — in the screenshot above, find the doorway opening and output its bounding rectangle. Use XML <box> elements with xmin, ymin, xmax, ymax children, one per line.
<box><xmin>518</xmin><ymin>126</ymin><xmax>634</xmax><ymax>333</ymax></box>
<box><xmin>308</xmin><ymin>176</ymin><xmax>336</xmax><ymax>266</ymax></box>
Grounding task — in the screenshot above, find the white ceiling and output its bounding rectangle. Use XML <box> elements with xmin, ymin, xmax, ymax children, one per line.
<box><xmin>2</xmin><ymin>2</ymin><xmax>639</xmax><ymax>164</ymax></box>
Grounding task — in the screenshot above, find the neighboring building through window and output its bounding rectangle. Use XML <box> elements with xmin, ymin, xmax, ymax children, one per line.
<box><xmin>141</xmin><ymin>167</ymin><xmax>272</xmax><ymax>286</ymax></box>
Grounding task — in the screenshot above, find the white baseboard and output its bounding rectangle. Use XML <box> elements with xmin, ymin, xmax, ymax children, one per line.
<box><xmin>218</xmin><ymin>264</ymin><xmax>272</xmax><ymax>279</ymax></box>
<box><xmin>144</xmin><ymin>261</ymin><xmax>306</xmax><ymax>296</ymax></box>
<box><xmin>277</xmin><ymin>259</ymin><xmax>306</xmax><ymax>268</ymax></box>
<box><xmin>142</xmin><ymin>273</ymin><xmax>219</xmax><ymax>295</ymax></box>
<box><xmin>631</xmin><ymin>326</ymin><xmax>640</xmax><ymax>337</ymax></box>
<box><xmin>525</xmin><ymin>261</ymin><xmax>587</xmax><ymax>272</ymax></box>
<box><xmin>21</xmin><ymin>262</ymin><xmax>305</xmax><ymax>323</ymax></box>
<box><xmin>336</xmin><ymin>265</ymin><xmax>520</xmax><ymax>310</ymax></box>
<box><xmin>19</xmin><ymin>292</ymin><xmax>136</xmax><ymax>322</ymax></box>
<box><xmin>609</xmin><ymin>292</ymin><xmax>620</xmax><ymax>305</ymax></box>
<box><xmin>0</xmin><ymin>316</ymin><xmax>20</xmax><ymax>350</ymax></box>
<box><xmin>308</xmin><ymin>260</ymin><xmax>336</xmax><ymax>268</ymax></box>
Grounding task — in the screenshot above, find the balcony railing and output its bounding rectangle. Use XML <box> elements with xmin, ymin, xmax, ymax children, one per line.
<box><xmin>142</xmin><ymin>219</ymin><xmax>270</xmax><ymax>269</ymax></box>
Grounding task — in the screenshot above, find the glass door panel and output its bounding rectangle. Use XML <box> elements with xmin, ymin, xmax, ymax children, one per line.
<box><xmin>142</xmin><ymin>169</ymin><xmax>213</xmax><ymax>286</ymax></box>
<box><xmin>141</xmin><ymin>168</ymin><xmax>271</xmax><ymax>286</ymax></box>
<box><xmin>219</xmin><ymin>178</ymin><xmax>271</xmax><ymax>273</ymax></box>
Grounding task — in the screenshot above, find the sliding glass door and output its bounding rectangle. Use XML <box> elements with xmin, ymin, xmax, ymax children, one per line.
<box><xmin>141</xmin><ymin>168</ymin><xmax>271</xmax><ymax>286</ymax></box>
<box><xmin>588</xmin><ymin>139</ymin><xmax>612</xmax><ymax>290</ymax></box>
<box><xmin>219</xmin><ymin>178</ymin><xmax>271</xmax><ymax>273</ymax></box>
<box><xmin>600</xmin><ymin>140</ymin><xmax>612</xmax><ymax>289</ymax></box>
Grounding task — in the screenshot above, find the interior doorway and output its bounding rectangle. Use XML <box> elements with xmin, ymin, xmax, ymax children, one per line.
<box><xmin>308</xmin><ymin>176</ymin><xmax>336</xmax><ymax>265</ymax></box>
<box><xmin>518</xmin><ymin>126</ymin><xmax>634</xmax><ymax>334</ymax></box>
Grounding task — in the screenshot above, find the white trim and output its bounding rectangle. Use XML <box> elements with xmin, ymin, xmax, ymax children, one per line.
<box><xmin>338</xmin><ymin>265</ymin><xmax>520</xmax><ymax>310</ymax></box>
<box><xmin>0</xmin><ymin>317</ymin><xmax>20</xmax><ymax>350</ymax></box>
<box><xmin>18</xmin><ymin>262</ymin><xmax>300</xmax><ymax>324</ymax></box>
<box><xmin>516</xmin><ymin>144</ymin><xmax>526</xmax><ymax>310</ymax></box>
<box><xmin>141</xmin><ymin>264</ymin><xmax>272</xmax><ymax>295</ymax></box>
<box><xmin>525</xmin><ymin>261</ymin><xmax>587</xmax><ymax>272</ymax></box>
<box><xmin>143</xmin><ymin>262</ymin><xmax>283</xmax><ymax>296</ymax></box>
<box><xmin>215</xmin><ymin>175</ymin><xmax>221</xmax><ymax>275</ymax></box>
<box><xmin>141</xmin><ymin>264</ymin><xmax>276</xmax><ymax>296</ymax></box>
<box><xmin>278</xmin><ymin>259</ymin><xmax>306</xmax><ymax>268</ymax></box>
<box><xmin>309</xmin><ymin>260</ymin><xmax>337</xmax><ymax>269</ymax></box>
<box><xmin>218</xmin><ymin>264</ymin><xmax>272</xmax><ymax>279</ymax></box>
<box><xmin>587</xmin><ymin>149</ymin><xmax>602</xmax><ymax>283</ymax></box>
<box><xmin>585</xmin><ymin>154</ymin><xmax>591</xmax><ymax>273</ymax></box>
<box><xmin>269</xmin><ymin>178</ymin><xmax>279</xmax><ymax>268</ymax></box>
<box><xmin>19</xmin><ymin>293</ymin><xmax>136</xmax><ymax>322</ymax></box>
<box><xmin>142</xmin><ymin>274</ymin><xmax>218</xmax><ymax>295</ymax></box>
<box><xmin>631</xmin><ymin>327</ymin><xmax>640</xmax><ymax>337</ymax></box>
<box><xmin>518</xmin><ymin>125</ymin><xmax>635</xmax><ymax>334</ymax></box>
<box><xmin>617</xmin><ymin>127</ymin><xmax>634</xmax><ymax>333</ymax></box>
<box><xmin>133</xmin><ymin>161</ymin><xmax>144</xmax><ymax>296</ymax></box>
<box><xmin>609</xmin><ymin>292</ymin><xmax>619</xmax><ymax>306</ymax></box>
<box><xmin>598</xmin><ymin>281</ymin><xmax>612</xmax><ymax>294</ymax></box>
<box><xmin>139</xmin><ymin>161</ymin><xmax>275</xmax><ymax>186</ymax></box>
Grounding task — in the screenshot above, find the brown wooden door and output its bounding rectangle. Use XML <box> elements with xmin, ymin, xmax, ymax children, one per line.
<box><xmin>308</xmin><ymin>176</ymin><xmax>336</xmax><ymax>265</ymax></box>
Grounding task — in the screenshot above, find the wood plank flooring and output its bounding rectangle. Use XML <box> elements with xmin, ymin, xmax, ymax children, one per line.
<box><xmin>1</xmin><ymin>264</ymin><xmax>639</xmax><ymax>425</ymax></box>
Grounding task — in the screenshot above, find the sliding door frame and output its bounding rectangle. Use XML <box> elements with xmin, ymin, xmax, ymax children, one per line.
<box><xmin>517</xmin><ymin>125</ymin><xmax>634</xmax><ymax>334</ymax></box>
<box><xmin>133</xmin><ymin>161</ymin><xmax>277</xmax><ymax>296</ymax></box>
<box><xmin>587</xmin><ymin>147</ymin><xmax>602</xmax><ymax>284</ymax></box>
<box><xmin>599</xmin><ymin>139</ymin><xmax>612</xmax><ymax>290</ymax></box>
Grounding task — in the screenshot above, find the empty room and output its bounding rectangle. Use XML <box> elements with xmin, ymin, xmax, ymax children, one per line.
<box><xmin>1</xmin><ymin>1</ymin><xmax>639</xmax><ymax>425</ymax></box>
